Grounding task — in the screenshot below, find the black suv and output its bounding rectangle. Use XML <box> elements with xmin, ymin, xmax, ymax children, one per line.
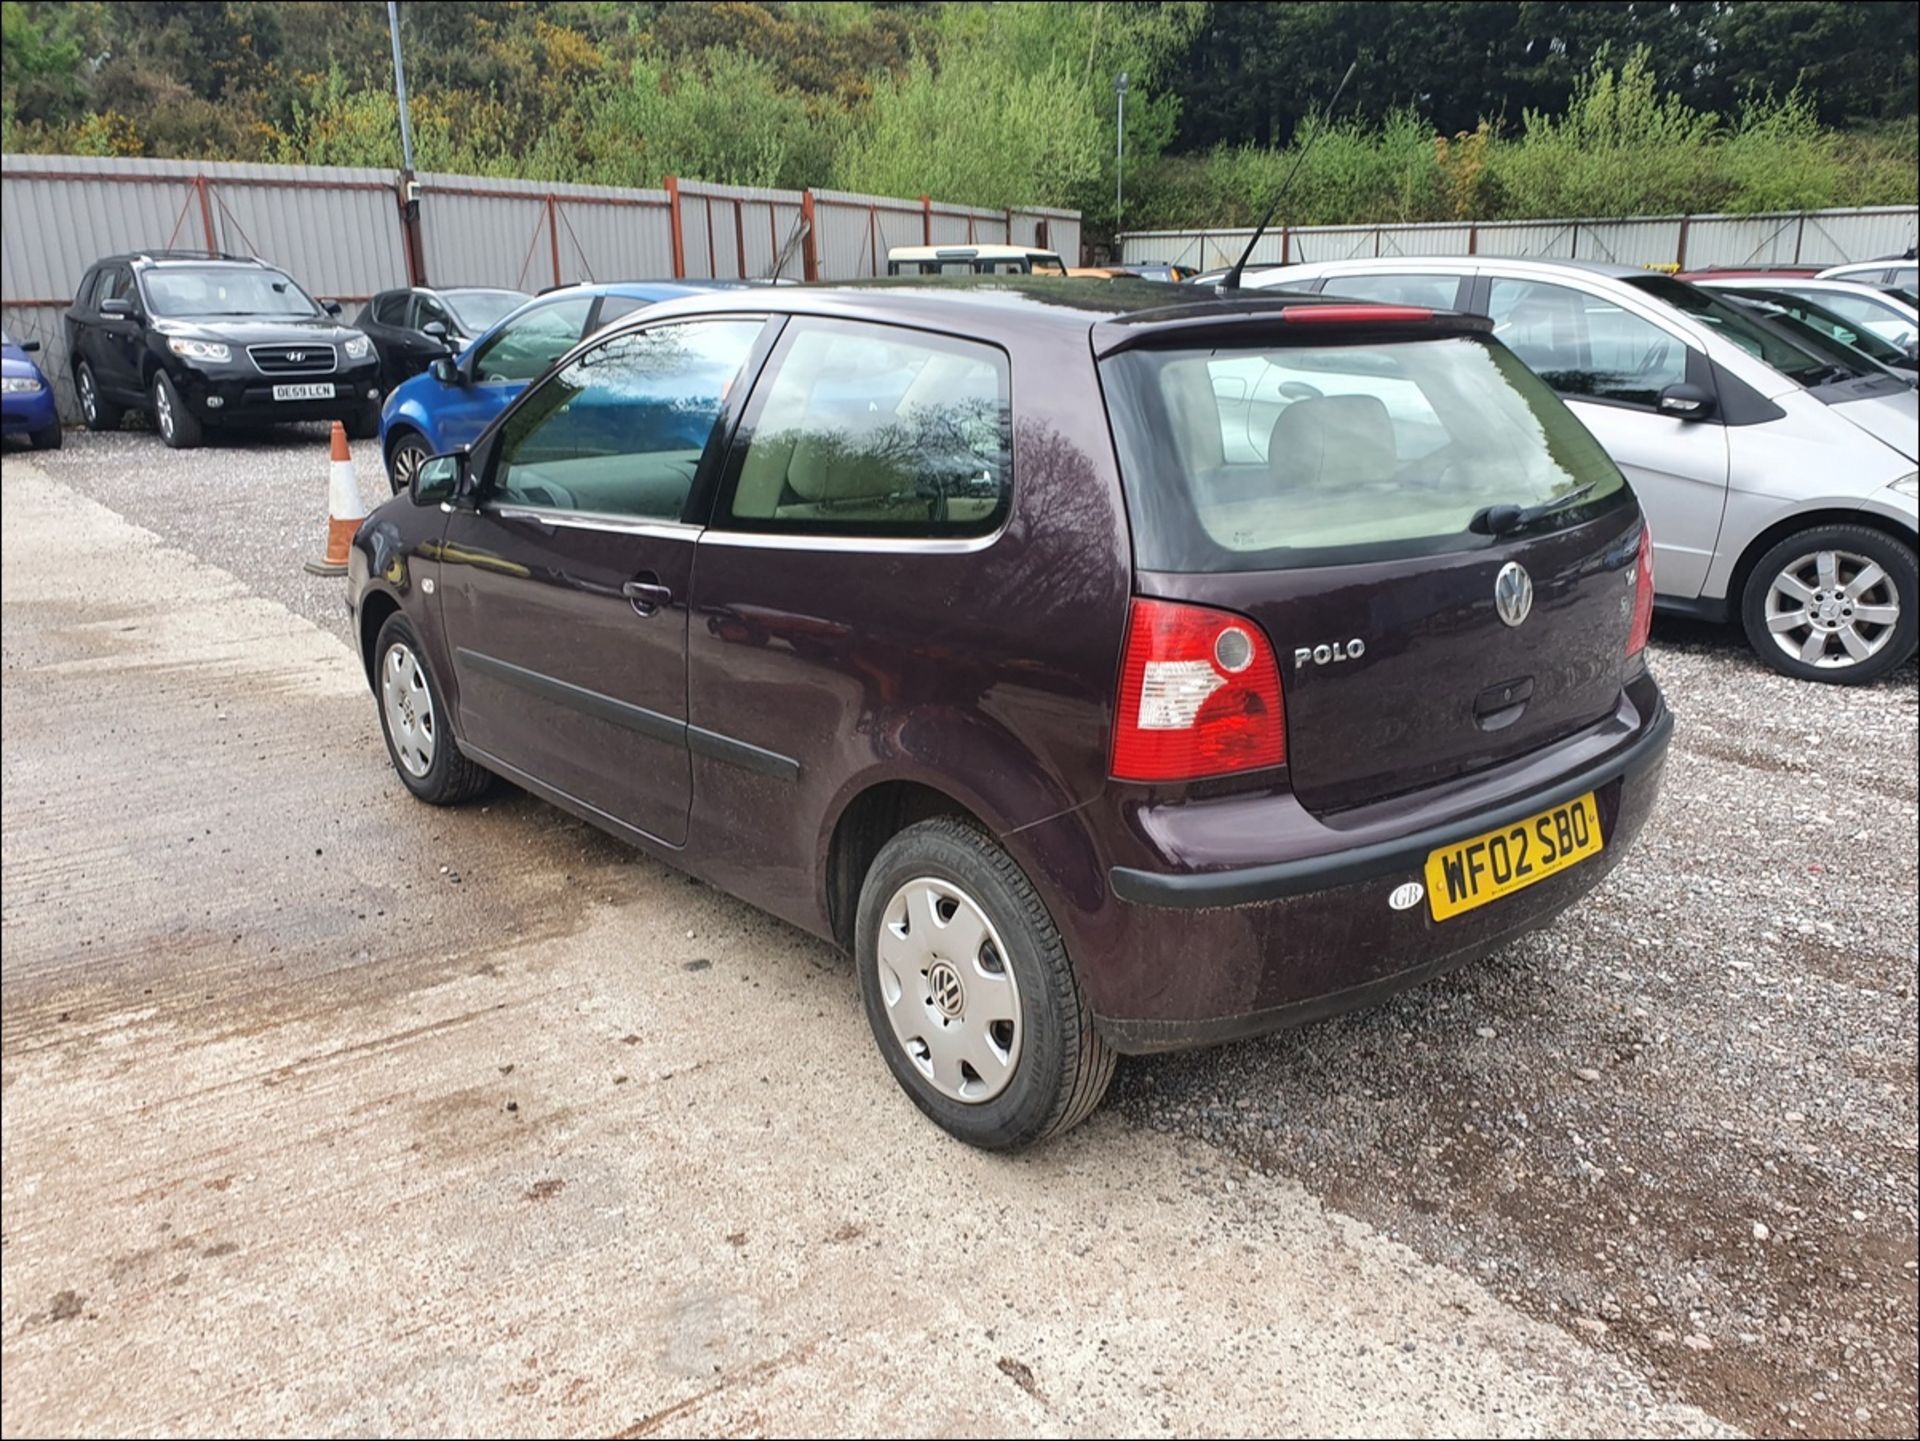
<box><xmin>63</xmin><ymin>251</ymin><xmax>383</xmax><ymax>449</ymax></box>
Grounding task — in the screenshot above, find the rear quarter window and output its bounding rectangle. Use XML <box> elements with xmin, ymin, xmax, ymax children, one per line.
<box><xmin>721</xmin><ymin>316</ymin><xmax>1011</xmax><ymax>537</ymax></box>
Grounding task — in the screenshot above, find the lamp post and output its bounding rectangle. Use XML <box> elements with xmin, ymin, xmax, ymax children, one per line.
<box><xmin>388</xmin><ymin>0</ymin><xmax>414</xmax><ymax>170</ymax></box>
<box><xmin>1115</xmin><ymin>71</ymin><xmax>1129</xmax><ymax>240</ymax></box>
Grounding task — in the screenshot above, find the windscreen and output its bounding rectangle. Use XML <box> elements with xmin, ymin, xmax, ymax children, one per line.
<box><xmin>445</xmin><ymin>289</ymin><xmax>527</xmax><ymax>332</ymax></box>
<box><xmin>142</xmin><ymin>266</ymin><xmax>320</xmax><ymax>319</ymax></box>
<box><xmin>1734</xmin><ymin>294</ymin><xmax>1910</xmax><ymax>368</ymax></box>
<box><xmin>1102</xmin><ymin>334</ymin><xmax>1626</xmax><ymax>572</ymax></box>
<box><xmin>1624</xmin><ymin>274</ymin><xmax>1875</xmax><ymax>387</ymax></box>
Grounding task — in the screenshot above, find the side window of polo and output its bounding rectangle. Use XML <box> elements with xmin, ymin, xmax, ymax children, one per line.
<box><xmin>471</xmin><ymin>297</ymin><xmax>594</xmax><ymax>383</ymax></box>
<box><xmin>1487</xmin><ymin>278</ymin><xmax>1686</xmax><ymax>408</ymax></box>
<box><xmin>723</xmin><ymin>317</ymin><xmax>1011</xmax><ymax>536</ymax></box>
<box><xmin>488</xmin><ymin>319</ymin><xmax>764</xmax><ymax>519</ymax></box>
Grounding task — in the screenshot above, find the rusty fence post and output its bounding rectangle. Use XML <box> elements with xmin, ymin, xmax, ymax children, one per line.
<box><xmin>397</xmin><ymin>169</ymin><xmax>426</xmax><ymax>286</ymax></box>
<box><xmin>664</xmin><ymin>175</ymin><xmax>686</xmax><ymax>279</ymax></box>
<box><xmin>546</xmin><ymin>195</ymin><xmax>561</xmax><ymax>287</ymax></box>
<box><xmin>195</xmin><ymin>174</ymin><xmax>217</xmax><ymax>252</ymax></box>
<box><xmin>800</xmin><ymin>190</ymin><xmax>820</xmax><ymax>282</ymax></box>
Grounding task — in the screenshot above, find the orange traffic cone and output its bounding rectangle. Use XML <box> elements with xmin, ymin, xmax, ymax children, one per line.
<box><xmin>303</xmin><ymin>421</ymin><xmax>369</xmax><ymax>576</ymax></box>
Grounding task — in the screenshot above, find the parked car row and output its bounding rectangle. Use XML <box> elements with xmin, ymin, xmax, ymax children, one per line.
<box><xmin>32</xmin><ymin>235</ymin><xmax>1913</xmax><ymax>1148</ymax></box>
<box><xmin>1191</xmin><ymin>256</ymin><xmax>1918</xmax><ymax>685</ymax></box>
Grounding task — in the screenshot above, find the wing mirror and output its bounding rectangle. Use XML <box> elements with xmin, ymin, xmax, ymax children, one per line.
<box><xmin>322</xmin><ymin>299</ymin><xmax>344</xmax><ymax>316</ymax></box>
<box><xmin>1657</xmin><ymin>382</ymin><xmax>1716</xmax><ymax>421</ymax></box>
<box><xmin>422</xmin><ymin>320</ymin><xmax>450</xmax><ymax>340</ymax></box>
<box><xmin>19</xmin><ymin>339</ymin><xmax>40</xmax><ymax>353</ymax></box>
<box><xmin>100</xmin><ymin>297</ymin><xmax>135</xmax><ymax>318</ymax></box>
<box><xmin>428</xmin><ymin>355</ymin><xmax>464</xmax><ymax>386</ymax></box>
<box><xmin>412</xmin><ymin>448</ymin><xmax>467</xmax><ymax>506</ymax></box>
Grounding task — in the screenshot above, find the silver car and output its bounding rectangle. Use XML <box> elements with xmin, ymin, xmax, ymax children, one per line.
<box><xmin>1817</xmin><ymin>257</ymin><xmax>1919</xmax><ymax>294</ymax></box>
<box><xmin>1693</xmin><ymin>276</ymin><xmax>1918</xmax><ymax>356</ymax></box>
<box><xmin>1236</xmin><ymin>257</ymin><xmax>1919</xmax><ymax>683</ymax></box>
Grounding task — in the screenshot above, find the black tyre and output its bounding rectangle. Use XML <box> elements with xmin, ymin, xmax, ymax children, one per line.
<box><xmin>28</xmin><ymin>422</ymin><xmax>63</xmax><ymax>450</ymax></box>
<box><xmin>1740</xmin><ymin>524</ymin><xmax>1917</xmax><ymax>685</ymax></box>
<box><xmin>856</xmin><ymin>817</ymin><xmax>1115</xmax><ymax>1150</ymax></box>
<box><xmin>346</xmin><ymin>403</ymin><xmax>381</xmax><ymax>441</ymax></box>
<box><xmin>75</xmin><ymin>362</ymin><xmax>123</xmax><ymax>431</ymax></box>
<box><xmin>386</xmin><ymin>427</ymin><xmax>430</xmax><ymax>495</ymax></box>
<box><xmin>151</xmin><ymin>370</ymin><xmax>202</xmax><ymax>449</ymax></box>
<box><xmin>372</xmin><ymin>612</ymin><xmax>493</xmax><ymax>805</ymax></box>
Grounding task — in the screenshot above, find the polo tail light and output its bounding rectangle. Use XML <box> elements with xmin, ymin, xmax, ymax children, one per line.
<box><xmin>1627</xmin><ymin>524</ymin><xmax>1655</xmax><ymax>657</ymax></box>
<box><xmin>1111</xmin><ymin>597</ymin><xmax>1286</xmax><ymax>782</ymax></box>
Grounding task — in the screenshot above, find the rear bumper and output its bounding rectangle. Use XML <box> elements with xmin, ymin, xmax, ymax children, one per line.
<box><xmin>1041</xmin><ymin>679</ymin><xmax>1671</xmax><ymax>1053</ymax></box>
<box><xmin>1111</xmin><ymin>705</ymin><xmax>1672</xmax><ymax>907</ymax></box>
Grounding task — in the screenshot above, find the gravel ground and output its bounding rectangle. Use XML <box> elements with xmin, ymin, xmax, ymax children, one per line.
<box><xmin>13</xmin><ymin>426</ymin><xmax>1919</xmax><ymax>1437</ymax></box>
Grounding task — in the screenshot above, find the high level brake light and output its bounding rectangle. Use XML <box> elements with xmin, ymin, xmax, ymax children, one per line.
<box><xmin>1281</xmin><ymin>305</ymin><xmax>1434</xmax><ymax>325</ymax></box>
<box><xmin>1111</xmin><ymin>597</ymin><xmax>1286</xmax><ymax>782</ymax></box>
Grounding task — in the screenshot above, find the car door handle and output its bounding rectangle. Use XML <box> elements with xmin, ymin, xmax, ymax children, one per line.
<box><xmin>622</xmin><ymin>579</ymin><xmax>673</xmax><ymax>617</ymax></box>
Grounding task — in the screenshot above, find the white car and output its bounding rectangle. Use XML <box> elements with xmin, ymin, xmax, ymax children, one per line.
<box><xmin>1228</xmin><ymin>257</ymin><xmax>1919</xmax><ymax>683</ymax></box>
<box><xmin>1692</xmin><ymin>276</ymin><xmax>1918</xmax><ymax>354</ymax></box>
<box><xmin>1817</xmin><ymin>257</ymin><xmax>1919</xmax><ymax>293</ymax></box>
<box><xmin>885</xmin><ymin>245</ymin><xmax>1067</xmax><ymax>277</ymax></box>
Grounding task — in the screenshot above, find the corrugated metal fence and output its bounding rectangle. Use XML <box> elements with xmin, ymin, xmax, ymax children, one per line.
<box><xmin>0</xmin><ymin>152</ymin><xmax>1080</xmax><ymax>418</ymax></box>
<box><xmin>1118</xmin><ymin>206</ymin><xmax>1919</xmax><ymax>273</ymax></box>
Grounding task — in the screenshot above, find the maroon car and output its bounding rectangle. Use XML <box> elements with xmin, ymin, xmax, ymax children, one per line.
<box><xmin>348</xmin><ymin>279</ymin><xmax>1670</xmax><ymax>1149</ymax></box>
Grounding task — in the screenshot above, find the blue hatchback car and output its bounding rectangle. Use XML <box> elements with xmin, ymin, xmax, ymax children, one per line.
<box><xmin>377</xmin><ymin>280</ymin><xmax>746</xmax><ymax>491</ymax></box>
<box><xmin>2</xmin><ymin>328</ymin><xmax>62</xmax><ymax>450</ymax></box>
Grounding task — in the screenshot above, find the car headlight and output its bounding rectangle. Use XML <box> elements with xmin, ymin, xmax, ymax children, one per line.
<box><xmin>1893</xmin><ymin>472</ymin><xmax>1919</xmax><ymax>498</ymax></box>
<box><xmin>167</xmin><ymin>337</ymin><xmax>230</xmax><ymax>362</ymax></box>
<box><xmin>1</xmin><ymin>376</ymin><xmax>44</xmax><ymax>394</ymax></box>
<box><xmin>343</xmin><ymin>334</ymin><xmax>372</xmax><ymax>361</ymax></box>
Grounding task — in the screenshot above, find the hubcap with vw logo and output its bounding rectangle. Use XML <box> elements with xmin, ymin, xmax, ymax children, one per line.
<box><xmin>876</xmin><ymin>877</ymin><xmax>1023</xmax><ymax>1103</ymax></box>
<box><xmin>1495</xmin><ymin>561</ymin><xmax>1534</xmax><ymax>628</ymax></box>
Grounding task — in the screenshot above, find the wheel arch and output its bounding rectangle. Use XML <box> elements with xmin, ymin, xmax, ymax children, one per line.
<box><xmin>356</xmin><ymin>587</ymin><xmax>404</xmax><ymax>689</ymax></box>
<box><xmin>823</xmin><ymin>779</ymin><xmax>991</xmax><ymax>951</ymax></box>
<box><xmin>1727</xmin><ymin>505</ymin><xmax>1918</xmax><ymax>618</ymax></box>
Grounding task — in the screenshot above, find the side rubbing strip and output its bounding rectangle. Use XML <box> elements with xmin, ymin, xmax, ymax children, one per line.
<box><xmin>687</xmin><ymin>725</ymin><xmax>800</xmax><ymax>783</ymax></box>
<box><xmin>455</xmin><ymin>648</ymin><xmax>683</xmax><ymax>747</ymax></box>
<box><xmin>453</xmin><ymin>648</ymin><xmax>799</xmax><ymax>782</ymax></box>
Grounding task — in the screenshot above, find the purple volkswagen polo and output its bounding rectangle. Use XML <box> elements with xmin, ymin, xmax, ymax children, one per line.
<box><xmin>347</xmin><ymin>278</ymin><xmax>1670</xmax><ymax>1149</ymax></box>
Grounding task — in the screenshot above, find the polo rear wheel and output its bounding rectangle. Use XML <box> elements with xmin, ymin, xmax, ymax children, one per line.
<box><xmin>856</xmin><ymin>818</ymin><xmax>1114</xmax><ymax>1149</ymax></box>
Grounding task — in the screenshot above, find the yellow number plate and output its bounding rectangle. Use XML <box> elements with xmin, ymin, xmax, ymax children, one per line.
<box><xmin>1423</xmin><ymin>792</ymin><xmax>1603</xmax><ymax>921</ymax></box>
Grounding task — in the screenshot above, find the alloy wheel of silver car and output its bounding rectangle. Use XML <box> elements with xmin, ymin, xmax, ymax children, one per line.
<box><xmin>381</xmin><ymin>641</ymin><xmax>437</xmax><ymax>777</ymax></box>
<box><xmin>1763</xmin><ymin>548</ymin><xmax>1902</xmax><ymax>670</ymax></box>
<box><xmin>78</xmin><ymin>367</ymin><xmax>98</xmax><ymax>424</ymax></box>
<box><xmin>875</xmin><ymin>876</ymin><xmax>1023</xmax><ymax>1104</ymax></box>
